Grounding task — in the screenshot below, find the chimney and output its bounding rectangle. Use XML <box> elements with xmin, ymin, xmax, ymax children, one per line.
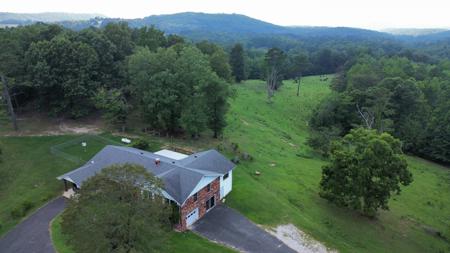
<box><xmin>155</xmin><ymin>158</ymin><xmax>160</xmax><ymax>165</ymax></box>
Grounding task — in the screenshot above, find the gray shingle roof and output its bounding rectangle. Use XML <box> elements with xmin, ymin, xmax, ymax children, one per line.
<box><xmin>57</xmin><ymin>145</ymin><xmax>235</xmax><ymax>205</ymax></box>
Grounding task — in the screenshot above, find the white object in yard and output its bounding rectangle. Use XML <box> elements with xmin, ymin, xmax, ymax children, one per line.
<box><xmin>81</xmin><ymin>142</ymin><xmax>87</xmax><ymax>147</ymax></box>
<box><xmin>154</xmin><ymin>149</ymin><xmax>188</xmax><ymax>160</ymax></box>
<box><xmin>121</xmin><ymin>138</ymin><xmax>131</xmax><ymax>144</ymax></box>
<box><xmin>186</xmin><ymin>208</ymin><xmax>199</xmax><ymax>227</ymax></box>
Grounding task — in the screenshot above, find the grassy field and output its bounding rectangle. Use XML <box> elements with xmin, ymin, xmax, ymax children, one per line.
<box><xmin>50</xmin><ymin>214</ymin><xmax>235</xmax><ymax>253</ymax></box>
<box><xmin>1</xmin><ymin>75</ymin><xmax>449</xmax><ymax>253</ymax></box>
<box><xmin>223</xmin><ymin>76</ymin><xmax>450</xmax><ymax>253</ymax></box>
<box><xmin>0</xmin><ymin>135</ymin><xmax>80</xmax><ymax>236</ymax></box>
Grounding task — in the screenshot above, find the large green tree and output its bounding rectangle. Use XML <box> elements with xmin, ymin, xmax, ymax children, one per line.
<box><xmin>25</xmin><ymin>35</ymin><xmax>99</xmax><ymax>118</ymax></box>
<box><xmin>319</xmin><ymin>128</ymin><xmax>413</xmax><ymax>217</ymax></box>
<box><xmin>61</xmin><ymin>164</ymin><xmax>171</xmax><ymax>253</ymax></box>
<box><xmin>128</xmin><ymin>45</ymin><xmax>231</xmax><ymax>137</ymax></box>
<box><xmin>230</xmin><ymin>43</ymin><xmax>245</xmax><ymax>82</ymax></box>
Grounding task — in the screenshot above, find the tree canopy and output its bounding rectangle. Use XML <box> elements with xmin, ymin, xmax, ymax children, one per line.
<box><xmin>309</xmin><ymin>55</ymin><xmax>450</xmax><ymax>164</ymax></box>
<box><xmin>319</xmin><ymin>128</ymin><xmax>413</xmax><ymax>217</ymax></box>
<box><xmin>61</xmin><ymin>164</ymin><xmax>171</xmax><ymax>253</ymax></box>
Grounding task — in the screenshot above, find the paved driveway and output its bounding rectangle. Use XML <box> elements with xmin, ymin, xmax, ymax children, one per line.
<box><xmin>0</xmin><ymin>197</ymin><xmax>66</xmax><ymax>253</ymax></box>
<box><xmin>192</xmin><ymin>205</ymin><xmax>296</xmax><ymax>253</ymax></box>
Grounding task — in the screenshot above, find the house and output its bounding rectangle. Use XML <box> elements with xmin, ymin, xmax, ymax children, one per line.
<box><xmin>57</xmin><ymin>145</ymin><xmax>236</xmax><ymax>231</ymax></box>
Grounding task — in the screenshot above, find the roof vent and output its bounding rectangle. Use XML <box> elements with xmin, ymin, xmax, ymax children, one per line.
<box><xmin>140</xmin><ymin>152</ymin><xmax>144</xmax><ymax>155</ymax></box>
<box><xmin>91</xmin><ymin>160</ymin><xmax>95</xmax><ymax>164</ymax></box>
<box><xmin>155</xmin><ymin>158</ymin><xmax>161</xmax><ymax>165</ymax></box>
<box><xmin>194</xmin><ymin>155</ymin><xmax>198</xmax><ymax>158</ymax></box>
<box><xmin>172</xmin><ymin>161</ymin><xmax>175</xmax><ymax>164</ymax></box>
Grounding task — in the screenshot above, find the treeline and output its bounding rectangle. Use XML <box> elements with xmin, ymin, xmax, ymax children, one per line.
<box><xmin>0</xmin><ymin>23</ymin><xmax>233</xmax><ymax>137</ymax></box>
<box><xmin>308</xmin><ymin>55</ymin><xmax>450</xmax><ymax>164</ymax></box>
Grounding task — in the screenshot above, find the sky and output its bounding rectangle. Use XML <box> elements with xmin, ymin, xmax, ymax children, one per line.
<box><xmin>1</xmin><ymin>0</ymin><xmax>449</xmax><ymax>30</ymax></box>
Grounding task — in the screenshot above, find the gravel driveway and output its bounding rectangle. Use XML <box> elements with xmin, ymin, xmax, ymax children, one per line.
<box><xmin>0</xmin><ymin>197</ymin><xmax>66</xmax><ymax>253</ymax></box>
<box><xmin>192</xmin><ymin>205</ymin><xmax>296</xmax><ymax>253</ymax></box>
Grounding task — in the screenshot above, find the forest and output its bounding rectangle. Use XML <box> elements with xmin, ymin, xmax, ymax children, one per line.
<box><xmin>0</xmin><ymin>21</ymin><xmax>449</xmax><ymax>164</ymax></box>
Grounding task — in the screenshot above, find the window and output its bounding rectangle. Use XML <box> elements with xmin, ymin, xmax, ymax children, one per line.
<box><xmin>193</xmin><ymin>193</ymin><xmax>198</xmax><ymax>202</ymax></box>
<box><xmin>223</xmin><ymin>173</ymin><xmax>229</xmax><ymax>180</ymax></box>
<box><xmin>206</xmin><ymin>184</ymin><xmax>211</xmax><ymax>192</ymax></box>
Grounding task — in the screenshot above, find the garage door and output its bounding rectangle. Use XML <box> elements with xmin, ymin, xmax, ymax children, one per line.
<box><xmin>186</xmin><ymin>208</ymin><xmax>199</xmax><ymax>227</ymax></box>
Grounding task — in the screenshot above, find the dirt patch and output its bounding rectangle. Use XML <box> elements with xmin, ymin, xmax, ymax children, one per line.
<box><xmin>267</xmin><ymin>224</ymin><xmax>337</xmax><ymax>253</ymax></box>
<box><xmin>59</xmin><ymin>123</ymin><xmax>100</xmax><ymax>134</ymax></box>
<box><xmin>1</xmin><ymin>112</ymin><xmax>103</xmax><ymax>136</ymax></box>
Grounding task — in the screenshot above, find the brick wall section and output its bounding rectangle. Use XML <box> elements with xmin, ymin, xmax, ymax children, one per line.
<box><xmin>179</xmin><ymin>177</ymin><xmax>220</xmax><ymax>231</ymax></box>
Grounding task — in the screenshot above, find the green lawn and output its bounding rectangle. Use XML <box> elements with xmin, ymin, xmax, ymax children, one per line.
<box><xmin>50</xmin><ymin>214</ymin><xmax>235</xmax><ymax>253</ymax></box>
<box><xmin>0</xmin><ymin>136</ymin><xmax>79</xmax><ymax>236</ymax></box>
<box><xmin>223</xmin><ymin>76</ymin><xmax>450</xmax><ymax>253</ymax></box>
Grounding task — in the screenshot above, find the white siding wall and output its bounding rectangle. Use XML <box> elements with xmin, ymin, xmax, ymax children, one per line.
<box><xmin>220</xmin><ymin>170</ymin><xmax>232</xmax><ymax>199</ymax></box>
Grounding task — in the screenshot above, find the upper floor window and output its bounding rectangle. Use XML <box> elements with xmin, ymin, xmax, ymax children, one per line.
<box><xmin>223</xmin><ymin>173</ymin><xmax>229</xmax><ymax>180</ymax></box>
<box><xmin>206</xmin><ymin>183</ymin><xmax>211</xmax><ymax>192</ymax></box>
<box><xmin>193</xmin><ymin>193</ymin><xmax>198</xmax><ymax>202</ymax></box>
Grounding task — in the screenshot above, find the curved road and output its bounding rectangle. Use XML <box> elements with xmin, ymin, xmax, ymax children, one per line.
<box><xmin>0</xmin><ymin>197</ymin><xmax>66</xmax><ymax>253</ymax></box>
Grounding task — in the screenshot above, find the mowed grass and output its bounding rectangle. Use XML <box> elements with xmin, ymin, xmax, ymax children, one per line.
<box><xmin>0</xmin><ymin>136</ymin><xmax>80</xmax><ymax>236</ymax></box>
<box><xmin>224</xmin><ymin>76</ymin><xmax>450</xmax><ymax>253</ymax></box>
<box><xmin>0</xmin><ymin>134</ymin><xmax>123</xmax><ymax>236</ymax></box>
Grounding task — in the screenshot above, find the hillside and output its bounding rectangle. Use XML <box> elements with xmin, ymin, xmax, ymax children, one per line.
<box><xmin>223</xmin><ymin>77</ymin><xmax>450</xmax><ymax>253</ymax></box>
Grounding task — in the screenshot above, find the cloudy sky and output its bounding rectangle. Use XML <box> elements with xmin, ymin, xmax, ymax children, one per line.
<box><xmin>1</xmin><ymin>0</ymin><xmax>449</xmax><ymax>29</ymax></box>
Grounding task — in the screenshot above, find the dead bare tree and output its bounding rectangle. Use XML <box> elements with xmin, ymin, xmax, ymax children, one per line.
<box><xmin>356</xmin><ymin>103</ymin><xmax>374</xmax><ymax>129</ymax></box>
<box><xmin>266</xmin><ymin>67</ymin><xmax>278</xmax><ymax>102</ymax></box>
<box><xmin>1</xmin><ymin>74</ymin><xmax>18</xmax><ymax>131</ymax></box>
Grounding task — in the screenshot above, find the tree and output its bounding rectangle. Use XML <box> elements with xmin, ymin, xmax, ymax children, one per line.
<box><xmin>209</xmin><ymin>49</ymin><xmax>232</xmax><ymax>81</ymax></box>
<box><xmin>77</xmin><ymin>28</ymin><xmax>120</xmax><ymax>88</ymax></box>
<box><xmin>203</xmin><ymin>78</ymin><xmax>232</xmax><ymax>138</ymax></box>
<box><xmin>319</xmin><ymin>128</ymin><xmax>413</xmax><ymax>217</ymax></box>
<box><xmin>265</xmin><ymin>47</ymin><xmax>286</xmax><ymax>102</ymax></box>
<box><xmin>128</xmin><ymin>47</ymin><xmax>181</xmax><ymax>133</ymax></box>
<box><xmin>1</xmin><ymin>74</ymin><xmax>18</xmax><ymax>131</ymax></box>
<box><xmin>230</xmin><ymin>43</ymin><xmax>245</xmax><ymax>82</ymax></box>
<box><xmin>25</xmin><ymin>35</ymin><xmax>99</xmax><ymax>118</ymax></box>
<box><xmin>103</xmin><ymin>22</ymin><xmax>134</xmax><ymax>61</ymax></box>
<box><xmin>61</xmin><ymin>164</ymin><xmax>171</xmax><ymax>253</ymax></box>
<box><xmin>134</xmin><ymin>26</ymin><xmax>166</xmax><ymax>51</ymax></box>
<box><xmin>94</xmin><ymin>88</ymin><xmax>130</xmax><ymax>131</ymax></box>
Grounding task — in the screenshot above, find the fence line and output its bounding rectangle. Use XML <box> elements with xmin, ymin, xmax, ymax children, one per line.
<box><xmin>50</xmin><ymin>134</ymin><xmax>125</xmax><ymax>164</ymax></box>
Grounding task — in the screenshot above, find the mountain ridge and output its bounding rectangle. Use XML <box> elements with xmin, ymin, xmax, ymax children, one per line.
<box><xmin>1</xmin><ymin>12</ymin><xmax>449</xmax><ymax>43</ymax></box>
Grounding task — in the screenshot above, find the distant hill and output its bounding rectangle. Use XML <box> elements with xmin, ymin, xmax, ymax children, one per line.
<box><xmin>0</xmin><ymin>12</ymin><xmax>105</xmax><ymax>26</ymax></box>
<box><xmin>2</xmin><ymin>12</ymin><xmax>449</xmax><ymax>45</ymax></box>
<box><xmin>59</xmin><ymin>12</ymin><xmax>394</xmax><ymax>44</ymax></box>
<box><xmin>382</xmin><ymin>28</ymin><xmax>449</xmax><ymax>36</ymax></box>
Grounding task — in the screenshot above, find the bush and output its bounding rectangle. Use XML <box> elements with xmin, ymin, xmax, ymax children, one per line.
<box><xmin>131</xmin><ymin>139</ymin><xmax>150</xmax><ymax>150</ymax></box>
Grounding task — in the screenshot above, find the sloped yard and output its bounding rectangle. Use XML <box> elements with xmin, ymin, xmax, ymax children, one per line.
<box><xmin>223</xmin><ymin>77</ymin><xmax>450</xmax><ymax>253</ymax></box>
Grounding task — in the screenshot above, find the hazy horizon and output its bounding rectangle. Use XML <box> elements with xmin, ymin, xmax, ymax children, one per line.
<box><xmin>1</xmin><ymin>0</ymin><xmax>449</xmax><ymax>30</ymax></box>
